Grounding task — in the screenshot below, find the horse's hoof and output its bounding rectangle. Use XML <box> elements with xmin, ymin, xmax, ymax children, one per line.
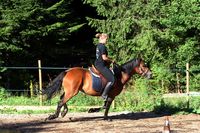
<box><xmin>61</xmin><ymin>111</ymin><xmax>67</xmax><ymax>118</ymax></box>
<box><xmin>69</xmin><ymin>117</ymin><xmax>73</xmax><ymax>121</ymax></box>
<box><xmin>103</xmin><ymin>117</ymin><xmax>112</xmax><ymax>121</ymax></box>
<box><xmin>46</xmin><ymin>114</ymin><xmax>58</xmax><ymax>120</ymax></box>
<box><xmin>44</xmin><ymin>118</ymin><xmax>48</xmax><ymax>122</ymax></box>
<box><xmin>88</xmin><ymin>108</ymin><xmax>101</xmax><ymax>113</ymax></box>
<box><xmin>88</xmin><ymin>108</ymin><xmax>95</xmax><ymax>113</ymax></box>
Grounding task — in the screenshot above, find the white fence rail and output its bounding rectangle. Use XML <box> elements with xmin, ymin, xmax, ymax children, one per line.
<box><xmin>163</xmin><ymin>92</ymin><xmax>200</xmax><ymax>98</ymax></box>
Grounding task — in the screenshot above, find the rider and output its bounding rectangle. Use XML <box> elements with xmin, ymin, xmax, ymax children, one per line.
<box><xmin>94</xmin><ymin>33</ymin><xmax>115</xmax><ymax>100</ymax></box>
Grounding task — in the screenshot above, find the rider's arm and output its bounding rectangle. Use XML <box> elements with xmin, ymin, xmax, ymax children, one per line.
<box><xmin>102</xmin><ymin>54</ymin><xmax>114</xmax><ymax>63</ymax></box>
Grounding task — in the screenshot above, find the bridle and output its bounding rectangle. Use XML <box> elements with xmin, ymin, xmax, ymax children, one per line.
<box><xmin>138</xmin><ymin>62</ymin><xmax>149</xmax><ymax>77</ymax></box>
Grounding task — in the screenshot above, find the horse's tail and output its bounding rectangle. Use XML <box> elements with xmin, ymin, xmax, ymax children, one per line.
<box><xmin>42</xmin><ymin>71</ymin><xmax>66</xmax><ymax>100</ymax></box>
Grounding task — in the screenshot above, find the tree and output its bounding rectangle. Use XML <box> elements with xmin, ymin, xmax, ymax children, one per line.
<box><xmin>84</xmin><ymin>0</ymin><xmax>200</xmax><ymax>92</ymax></box>
<box><xmin>0</xmin><ymin>0</ymin><xmax>87</xmax><ymax>66</ymax></box>
<box><xmin>0</xmin><ymin>0</ymin><xmax>96</xmax><ymax>90</ymax></box>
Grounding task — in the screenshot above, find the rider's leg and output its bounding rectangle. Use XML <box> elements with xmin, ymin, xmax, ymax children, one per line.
<box><xmin>101</xmin><ymin>67</ymin><xmax>115</xmax><ymax>100</ymax></box>
<box><xmin>102</xmin><ymin>82</ymin><xmax>113</xmax><ymax>100</ymax></box>
<box><xmin>95</xmin><ymin>65</ymin><xmax>115</xmax><ymax>100</ymax></box>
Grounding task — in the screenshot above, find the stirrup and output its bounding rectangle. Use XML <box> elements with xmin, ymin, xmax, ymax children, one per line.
<box><xmin>102</xmin><ymin>95</ymin><xmax>108</xmax><ymax>100</ymax></box>
<box><xmin>102</xmin><ymin>100</ymin><xmax>107</xmax><ymax>109</ymax></box>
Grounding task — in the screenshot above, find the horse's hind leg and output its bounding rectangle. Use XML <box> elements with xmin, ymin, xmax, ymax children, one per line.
<box><xmin>47</xmin><ymin>88</ymin><xmax>79</xmax><ymax>120</ymax></box>
<box><xmin>46</xmin><ymin>93</ymin><xmax>65</xmax><ymax>120</ymax></box>
<box><xmin>61</xmin><ymin>103</ymin><xmax>68</xmax><ymax>117</ymax></box>
<box><xmin>57</xmin><ymin>93</ymin><xmax>68</xmax><ymax>118</ymax></box>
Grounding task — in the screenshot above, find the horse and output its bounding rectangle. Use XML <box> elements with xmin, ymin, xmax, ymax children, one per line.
<box><xmin>42</xmin><ymin>58</ymin><xmax>152</xmax><ymax>120</ymax></box>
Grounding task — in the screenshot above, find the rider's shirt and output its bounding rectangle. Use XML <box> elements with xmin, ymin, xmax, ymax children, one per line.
<box><xmin>95</xmin><ymin>43</ymin><xmax>108</xmax><ymax>67</ymax></box>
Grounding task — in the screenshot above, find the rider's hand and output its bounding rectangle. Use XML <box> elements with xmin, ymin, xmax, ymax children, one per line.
<box><xmin>112</xmin><ymin>60</ymin><xmax>116</xmax><ymax>64</ymax></box>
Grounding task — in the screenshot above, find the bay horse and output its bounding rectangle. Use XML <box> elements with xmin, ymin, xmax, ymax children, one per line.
<box><xmin>42</xmin><ymin>58</ymin><xmax>152</xmax><ymax>120</ymax></box>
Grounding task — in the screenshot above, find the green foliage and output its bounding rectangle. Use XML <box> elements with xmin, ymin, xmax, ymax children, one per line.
<box><xmin>189</xmin><ymin>97</ymin><xmax>200</xmax><ymax>114</ymax></box>
<box><xmin>0</xmin><ymin>90</ymin><xmax>199</xmax><ymax>114</ymax></box>
<box><xmin>0</xmin><ymin>107</ymin><xmax>56</xmax><ymax>114</ymax></box>
<box><xmin>85</xmin><ymin>0</ymin><xmax>200</xmax><ymax>92</ymax></box>
<box><xmin>68</xmin><ymin>93</ymin><xmax>102</xmax><ymax>106</ymax></box>
<box><xmin>0</xmin><ymin>91</ymin><xmax>102</xmax><ymax>106</ymax></box>
<box><xmin>154</xmin><ymin>96</ymin><xmax>200</xmax><ymax>115</ymax></box>
<box><xmin>1</xmin><ymin>0</ymin><xmax>200</xmax><ymax>114</ymax></box>
<box><xmin>0</xmin><ymin>107</ymin><xmax>18</xmax><ymax>114</ymax></box>
<box><xmin>0</xmin><ymin>0</ymin><xmax>94</xmax><ymax>91</ymax></box>
<box><xmin>114</xmin><ymin>79</ymin><xmax>163</xmax><ymax>112</ymax></box>
<box><xmin>0</xmin><ymin>0</ymin><xmax>86</xmax><ymax>67</ymax></box>
<box><xmin>0</xmin><ymin>87</ymin><xmax>10</xmax><ymax>100</ymax></box>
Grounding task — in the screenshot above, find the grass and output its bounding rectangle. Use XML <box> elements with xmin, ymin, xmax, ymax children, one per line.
<box><xmin>0</xmin><ymin>92</ymin><xmax>103</xmax><ymax>106</ymax></box>
<box><xmin>0</xmin><ymin>91</ymin><xmax>105</xmax><ymax>114</ymax></box>
<box><xmin>1</xmin><ymin>88</ymin><xmax>200</xmax><ymax>115</ymax></box>
<box><xmin>154</xmin><ymin>96</ymin><xmax>200</xmax><ymax>115</ymax></box>
<box><xmin>0</xmin><ymin>107</ymin><xmax>54</xmax><ymax>114</ymax></box>
<box><xmin>0</xmin><ymin>106</ymin><xmax>91</xmax><ymax>114</ymax></box>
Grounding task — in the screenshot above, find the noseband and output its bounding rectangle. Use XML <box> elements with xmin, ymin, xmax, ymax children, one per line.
<box><xmin>141</xmin><ymin>68</ymin><xmax>149</xmax><ymax>76</ymax></box>
<box><xmin>137</xmin><ymin>60</ymin><xmax>149</xmax><ymax>76</ymax></box>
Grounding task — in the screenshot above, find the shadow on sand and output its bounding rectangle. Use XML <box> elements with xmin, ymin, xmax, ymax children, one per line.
<box><xmin>0</xmin><ymin>111</ymin><xmax>167</xmax><ymax>133</ymax></box>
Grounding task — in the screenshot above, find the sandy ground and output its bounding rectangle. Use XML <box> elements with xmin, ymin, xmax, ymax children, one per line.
<box><xmin>0</xmin><ymin>112</ymin><xmax>200</xmax><ymax>133</ymax></box>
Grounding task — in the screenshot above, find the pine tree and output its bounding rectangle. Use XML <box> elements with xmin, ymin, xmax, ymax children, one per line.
<box><xmin>0</xmin><ymin>0</ymin><xmax>85</xmax><ymax>66</ymax></box>
<box><xmin>84</xmin><ymin>0</ymin><xmax>200</xmax><ymax>92</ymax></box>
<box><xmin>0</xmin><ymin>0</ymin><xmax>92</xmax><ymax>90</ymax></box>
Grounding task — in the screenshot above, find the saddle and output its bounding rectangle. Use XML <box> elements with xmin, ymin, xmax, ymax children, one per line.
<box><xmin>89</xmin><ymin>65</ymin><xmax>108</xmax><ymax>92</ymax></box>
<box><xmin>89</xmin><ymin>64</ymin><xmax>121</xmax><ymax>93</ymax></box>
<box><xmin>91</xmin><ymin>65</ymin><xmax>102</xmax><ymax>76</ymax></box>
<box><xmin>91</xmin><ymin>65</ymin><xmax>115</xmax><ymax>76</ymax></box>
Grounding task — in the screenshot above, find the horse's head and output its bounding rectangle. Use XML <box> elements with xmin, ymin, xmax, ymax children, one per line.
<box><xmin>134</xmin><ymin>59</ymin><xmax>152</xmax><ymax>79</ymax></box>
<box><xmin>121</xmin><ymin>58</ymin><xmax>152</xmax><ymax>79</ymax></box>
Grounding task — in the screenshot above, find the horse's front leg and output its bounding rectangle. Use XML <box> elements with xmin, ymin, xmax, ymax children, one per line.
<box><xmin>103</xmin><ymin>97</ymin><xmax>113</xmax><ymax>120</ymax></box>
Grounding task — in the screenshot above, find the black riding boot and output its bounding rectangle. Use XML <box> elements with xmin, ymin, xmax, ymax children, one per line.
<box><xmin>102</xmin><ymin>82</ymin><xmax>113</xmax><ymax>100</ymax></box>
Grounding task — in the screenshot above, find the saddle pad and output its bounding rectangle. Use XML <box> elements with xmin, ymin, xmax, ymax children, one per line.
<box><xmin>89</xmin><ymin>68</ymin><xmax>103</xmax><ymax>92</ymax></box>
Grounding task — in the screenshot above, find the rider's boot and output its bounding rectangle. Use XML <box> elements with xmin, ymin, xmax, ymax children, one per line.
<box><xmin>101</xmin><ymin>82</ymin><xmax>113</xmax><ymax>100</ymax></box>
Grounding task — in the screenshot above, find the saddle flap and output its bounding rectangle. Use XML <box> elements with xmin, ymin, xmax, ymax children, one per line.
<box><xmin>89</xmin><ymin>66</ymin><xmax>108</xmax><ymax>92</ymax></box>
<box><xmin>89</xmin><ymin>66</ymin><xmax>100</xmax><ymax>78</ymax></box>
<box><xmin>91</xmin><ymin>65</ymin><xmax>101</xmax><ymax>75</ymax></box>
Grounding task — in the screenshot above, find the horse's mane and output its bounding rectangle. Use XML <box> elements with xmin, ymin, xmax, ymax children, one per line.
<box><xmin>121</xmin><ymin>58</ymin><xmax>141</xmax><ymax>75</ymax></box>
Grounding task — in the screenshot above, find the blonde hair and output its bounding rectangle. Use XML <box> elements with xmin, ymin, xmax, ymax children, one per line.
<box><xmin>95</xmin><ymin>33</ymin><xmax>101</xmax><ymax>38</ymax></box>
<box><xmin>95</xmin><ymin>33</ymin><xmax>108</xmax><ymax>38</ymax></box>
<box><xmin>95</xmin><ymin>33</ymin><xmax>108</xmax><ymax>43</ymax></box>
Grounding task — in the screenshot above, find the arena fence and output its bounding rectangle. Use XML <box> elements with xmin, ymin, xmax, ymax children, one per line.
<box><xmin>2</xmin><ymin>60</ymin><xmax>200</xmax><ymax>107</ymax></box>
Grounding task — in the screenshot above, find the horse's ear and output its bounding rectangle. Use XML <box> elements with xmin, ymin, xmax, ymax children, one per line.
<box><xmin>144</xmin><ymin>62</ymin><xmax>150</xmax><ymax>68</ymax></box>
<box><xmin>137</xmin><ymin>53</ymin><xmax>141</xmax><ymax>58</ymax></box>
<box><xmin>137</xmin><ymin>53</ymin><xmax>143</xmax><ymax>61</ymax></box>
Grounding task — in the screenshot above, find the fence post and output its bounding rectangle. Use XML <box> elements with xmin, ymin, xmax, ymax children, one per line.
<box><xmin>112</xmin><ymin>100</ymin><xmax>115</xmax><ymax>109</ymax></box>
<box><xmin>176</xmin><ymin>73</ymin><xmax>181</xmax><ymax>93</ymax></box>
<box><xmin>30</xmin><ymin>80</ymin><xmax>33</xmax><ymax>98</ymax></box>
<box><xmin>38</xmin><ymin>60</ymin><xmax>43</xmax><ymax>106</ymax></box>
<box><xmin>186</xmin><ymin>63</ymin><xmax>189</xmax><ymax>108</ymax></box>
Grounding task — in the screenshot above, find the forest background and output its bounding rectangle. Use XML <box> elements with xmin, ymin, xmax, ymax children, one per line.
<box><xmin>0</xmin><ymin>0</ymin><xmax>200</xmax><ymax>112</ymax></box>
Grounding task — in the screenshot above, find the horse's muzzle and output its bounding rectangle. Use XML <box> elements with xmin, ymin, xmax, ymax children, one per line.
<box><xmin>145</xmin><ymin>71</ymin><xmax>153</xmax><ymax>79</ymax></box>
